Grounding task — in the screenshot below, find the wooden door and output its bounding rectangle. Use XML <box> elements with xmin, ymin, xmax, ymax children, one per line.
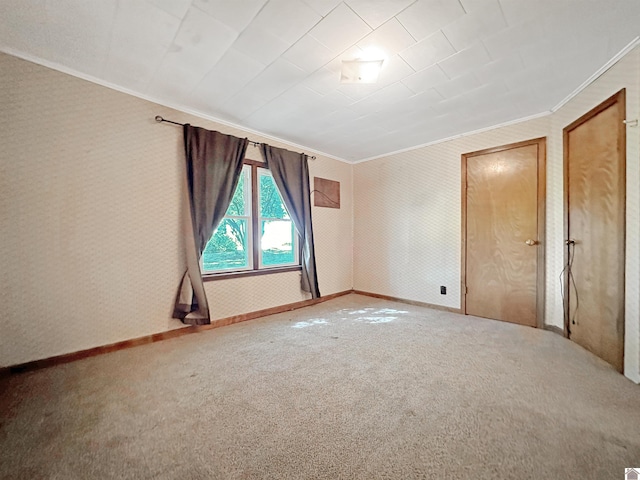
<box><xmin>463</xmin><ymin>138</ymin><xmax>546</xmax><ymax>327</ymax></box>
<box><xmin>564</xmin><ymin>90</ymin><xmax>625</xmax><ymax>372</ymax></box>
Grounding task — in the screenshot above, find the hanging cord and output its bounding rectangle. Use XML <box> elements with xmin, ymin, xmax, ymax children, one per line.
<box><xmin>310</xmin><ymin>189</ymin><xmax>339</xmax><ymax>207</ymax></box>
<box><xmin>559</xmin><ymin>240</ymin><xmax>579</xmax><ymax>329</ymax></box>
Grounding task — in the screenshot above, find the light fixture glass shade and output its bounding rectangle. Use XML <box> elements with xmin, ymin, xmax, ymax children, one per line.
<box><xmin>340</xmin><ymin>59</ymin><xmax>384</xmax><ymax>84</ymax></box>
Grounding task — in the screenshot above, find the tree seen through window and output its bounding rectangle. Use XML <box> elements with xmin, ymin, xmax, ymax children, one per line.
<box><xmin>202</xmin><ymin>164</ymin><xmax>297</xmax><ymax>272</ymax></box>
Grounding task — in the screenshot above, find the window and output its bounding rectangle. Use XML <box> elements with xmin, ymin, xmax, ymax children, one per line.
<box><xmin>202</xmin><ymin>161</ymin><xmax>299</xmax><ymax>276</ymax></box>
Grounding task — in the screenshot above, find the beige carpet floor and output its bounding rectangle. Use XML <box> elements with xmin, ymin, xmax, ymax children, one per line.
<box><xmin>1</xmin><ymin>293</ymin><xmax>639</xmax><ymax>479</ymax></box>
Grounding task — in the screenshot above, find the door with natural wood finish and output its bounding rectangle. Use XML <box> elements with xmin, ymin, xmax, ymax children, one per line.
<box><xmin>463</xmin><ymin>138</ymin><xmax>546</xmax><ymax>327</ymax></box>
<box><xmin>564</xmin><ymin>90</ymin><xmax>625</xmax><ymax>372</ymax></box>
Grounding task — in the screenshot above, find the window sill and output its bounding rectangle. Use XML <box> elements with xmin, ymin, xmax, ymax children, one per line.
<box><xmin>202</xmin><ymin>265</ymin><xmax>301</xmax><ymax>282</ymax></box>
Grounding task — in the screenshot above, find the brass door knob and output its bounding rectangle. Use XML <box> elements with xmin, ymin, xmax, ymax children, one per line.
<box><xmin>525</xmin><ymin>239</ymin><xmax>537</xmax><ymax>246</ymax></box>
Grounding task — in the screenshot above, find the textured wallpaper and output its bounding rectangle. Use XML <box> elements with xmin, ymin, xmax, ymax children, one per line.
<box><xmin>0</xmin><ymin>52</ymin><xmax>353</xmax><ymax>366</ymax></box>
<box><xmin>1</xmin><ymin>46</ymin><xmax>638</xmax><ymax>382</ymax></box>
<box><xmin>354</xmin><ymin>47</ymin><xmax>640</xmax><ymax>382</ymax></box>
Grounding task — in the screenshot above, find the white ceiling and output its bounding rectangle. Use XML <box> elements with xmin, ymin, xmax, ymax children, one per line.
<box><xmin>1</xmin><ymin>0</ymin><xmax>639</xmax><ymax>162</ymax></box>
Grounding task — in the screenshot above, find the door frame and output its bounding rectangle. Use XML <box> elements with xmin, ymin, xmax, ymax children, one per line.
<box><xmin>461</xmin><ymin>137</ymin><xmax>547</xmax><ymax>328</ymax></box>
<box><xmin>562</xmin><ymin>89</ymin><xmax>626</xmax><ymax>339</ymax></box>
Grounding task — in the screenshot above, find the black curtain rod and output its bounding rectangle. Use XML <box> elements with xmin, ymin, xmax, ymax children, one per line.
<box><xmin>155</xmin><ymin>115</ymin><xmax>316</xmax><ymax>160</ymax></box>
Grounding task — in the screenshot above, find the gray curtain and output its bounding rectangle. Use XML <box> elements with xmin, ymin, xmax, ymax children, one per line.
<box><xmin>174</xmin><ymin>124</ymin><xmax>248</xmax><ymax>325</ymax></box>
<box><xmin>260</xmin><ymin>145</ymin><xmax>320</xmax><ymax>298</ymax></box>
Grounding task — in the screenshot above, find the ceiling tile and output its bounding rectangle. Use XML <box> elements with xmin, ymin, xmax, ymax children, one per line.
<box><xmin>282</xmin><ymin>34</ymin><xmax>335</xmax><ymax>74</ymax></box>
<box><xmin>325</xmin><ymin>45</ymin><xmax>364</xmax><ymax>73</ymax></box>
<box><xmin>481</xmin><ymin>20</ymin><xmax>543</xmax><ymax>60</ymax></box>
<box><xmin>459</xmin><ymin>0</ymin><xmax>498</xmax><ymax>12</ymax></box>
<box><xmin>396</xmin><ymin>0</ymin><xmax>466</xmax><ymax>41</ymax></box>
<box><xmin>244</xmin><ymin>98</ymin><xmax>301</xmax><ymax>131</ymax></box>
<box><xmin>441</xmin><ymin>2</ymin><xmax>507</xmax><ymax>51</ymax></box>
<box><xmin>369</xmin><ymin>102</ymin><xmax>428</xmax><ymax>130</ymax></box>
<box><xmin>302</xmin><ymin>67</ymin><xmax>340</xmax><ymax>95</ymax></box>
<box><xmin>160</xmin><ymin>7</ymin><xmax>238</xmax><ymax>76</ymax></box>
<box><xmin>457</xmin><ymin>81</ymin><xmax>509</xmax><ymax>111</ymax></box>
<box><xmin>437</xmin><ymin>42</ymin><xmax>491</xmax><ymax>79</ymax></box>
<box><xmin>503</xmin><ymin>87</ymin><xmax>550</xmax><ymax>114</ymax></box>
<box><xmin>346</xmin><ymin>95</ymin><xmax>381</xmax><ymax>116</ymax></box>
<box><xmin>607</xmin><ymin>2</ymin><xmax>640</xmax><ymax>57</ymax></box>
<box><xmin>399</xmin><ymin>31</ymin><xmax>456</xmax><ymax>71</ymax></box>
<box><xmin>502</xmin><ymin>63</ymin><xmax>557</xmax><ymax>95</ymax></box>
<box><xmin>191</xmin><ymin>48</ymin><xmax>266</xmax><ymax>104</ymax></box>
<box><xmin>301</xmin><ymin>0</ymin><xmax>342</xmax><ymax>17</ymax></box>
<box><xmin>376</xmin><ymin>54</ymin><xmax>415</xmax><ymax>86</ymax></box>
<box><xmin>279</xmin><ymin>84</ymin><xmax>326</xmax><ymax>108</ymax></box>
<box><xmin>104</xmin><ymin>2</ymin><xmax>181</xmax><ymax>90</ymax></box>
<box><xmin>357</xmin><ymin>18</ymin><xmax>416</xmax><ymax>56</ymax></box>
<box><xmin>474</xmin><ymin>53</ymin><xmax>524</xmax><ymax>85</ymax></box>
<box><xmin>321</xmin><ymin>89</ymin><xmax>353</xmax><ymax>108</ymax></box>
<box><xmin>192</xmin><ymin>0</ymin><xmax>267</xmax><ymax>32</ymax></box>
<box><xmin>245</xmin><ymin>0</ymin><xmax>321</xmax><ymax>45</ymax></box>
<box><xmin>146</xmin><ymin>7</ymin><xmax>240</xmax><ymax>99</ymax></box>
<box><xmin>0</xmin><ymin>0</ymin><xmax>49</xmax><ymax>57</ymax></box>
<box><xmin>347</xmin><ymin>84</ymin><xmax>415</xmax><ymax>118</ymax></box>
<box><xmin>401</xmin><ymin>64</ymin><xmax>449</xmax><ymax>93</ymax></box>
<box><xmin>42</xmin><ymin>0</ymin><xmax>115</xmax><ymax>76</ymax></box>
<box><xmin>145</xmin><ymin>64</ymin><xmax>197</xmax><ymax>103</ymax></box>
<box><xmin>498</xmin><ymin>0</ymin><xmax>564</xmax><ymax>26</ymax></box>
<box><xmin>468</xmin><ymin>101</ymin><xmax>522</xmax><ymax>127</ymax></box>
<box><xmin>147</xmin><ymin>0</ymin><xmax>192</xmax><ymax>19</ymax></box>
<box><xmin>338</xmin><ymin>83</ymin><xmax>381</xmax><ymax>101</ymax></box>
<box><xmin>218</xmin><ymin>90</ymin><xmax>270</xmax><ymax>121</ymax></box>
<box><xmin>402</xmin><ymin>88</ymin><xmax>444</xmax><ymax>110</ymax></box>
<box><xmin>364</xmin><ymin>81</ymin><xmax>415</xmax><ymax>105</ymax></box>
<box><xmin>324</xmin><ymin>108</ymin><xmax>364</xmax><ymax>127</ymax></box>
<box><xmin>3</xmin><ymin>0</ymin><xmax>639</xmax><ymax>162</ymax></box>
<box><xmin>551</xmin><ymin>43</ymin><xmax>610</xmax><ymax>86</ymax></box>
<box><xmin>607</xmin><ymin>28</ymin><xmax>640</xmax><ymax>58</ymax></box>
<box><xmin>240</xmin><ymin>58</ymin><xmax>308</xmax><ymax>101</ymax></box>
<box><xmin>345</xmin><ymin>0</ymin><xmax>416</xmax><ymax>29</ymax></box>
<box><xmin>302</xmin><ymin>91</ymin><xmax>350</xmax><ymax>117</ymax></box>
<box><xmin>232</xmin><ymin>27</ymin><xmax>290</xmax><ymax>65</ymax></box>
<box><xmin>301</xmin><ymin>90</ymin><xmax>349</xmax><ymax>113</ymax></box>
<box><xmin>433</xmin><ymin>72</ymin><xmax>480</xmax><ymax>99</ymax></box>
<box><xmin>308</xmin><ymin>3</ymin><xmax>372</xmax><ymax>54</ymax></box>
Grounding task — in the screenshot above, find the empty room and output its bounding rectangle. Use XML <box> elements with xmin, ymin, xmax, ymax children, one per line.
<box><xmin>1</xmin><ymin>0</ymin><xmax>640</xmax><ymax>478</ymax></box>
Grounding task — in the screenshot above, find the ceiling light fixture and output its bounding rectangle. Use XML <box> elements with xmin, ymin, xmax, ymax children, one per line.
<box><xmin>340</xmin><ymin>59</ymin><xmax>384</xmax><ymax>84</ymax></box>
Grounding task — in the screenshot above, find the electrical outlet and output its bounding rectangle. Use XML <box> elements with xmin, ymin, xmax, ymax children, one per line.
<box><xmin>440</xmin><ymin>286</ymin><xmax>446</xmax><ymax>295</ymax></box>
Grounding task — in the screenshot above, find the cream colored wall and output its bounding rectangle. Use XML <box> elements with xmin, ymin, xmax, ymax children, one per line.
<box><xmin>354</xmin><ymin>46</ymin><xmax>640</xmax><ymax>382</ymax></box>
<box><xmin>353</xmin><ymin>116</ymin><xmax>550</xmax><ymax>308</ymax></box>
<box><xmin>0</xmin><ymin>52</ymin><xmax>353</xmax><ymax>367</ymax></box>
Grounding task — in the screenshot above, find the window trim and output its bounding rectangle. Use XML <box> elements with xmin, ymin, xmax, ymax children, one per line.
<box><xmin>203</xmin><ymin>265</ymin><xmax>301</xmax><ymax>282</ymax></box>
<box><xmin>202</xmin><ymin>158</ymin><xmax>301</xmax><ymax>279</ymax></box>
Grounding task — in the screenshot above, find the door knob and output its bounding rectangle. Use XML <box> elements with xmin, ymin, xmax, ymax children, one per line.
<box><xmin>525</xmin><ymin>239</ymin><xmax>537</xmax><ymax>246</ymax></box>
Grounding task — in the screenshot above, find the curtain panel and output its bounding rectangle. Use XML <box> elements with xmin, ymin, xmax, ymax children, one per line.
<box><xmin>260</xmin><ymin>145</ymin><xmax>320</xmax><ymax>299</ymax></box>
<box><xmin>174</xmin><ymin>125</ymin><xmax>248</xmax><ymax>325</ymax></box>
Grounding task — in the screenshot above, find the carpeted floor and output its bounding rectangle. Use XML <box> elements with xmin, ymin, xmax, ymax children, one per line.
<box><xmin>1</xmin><ymin>293</ymin><xmax>639</xmax><ymax>479</ymax></box>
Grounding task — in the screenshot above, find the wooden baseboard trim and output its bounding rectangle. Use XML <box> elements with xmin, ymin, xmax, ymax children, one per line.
<box><xmin>544</xmin><ymin>324</ymin><xmax>567</xmax><ymax>337</ymax></box>
<box><xmin>0</xmin><ymin>290</ymin><xmax>352</xmax><ymax>377</ymax></box>
<box><xmin>352</xmin><ymin>290</ymin><xmax>463</xmax><ymax>314</ymax></box>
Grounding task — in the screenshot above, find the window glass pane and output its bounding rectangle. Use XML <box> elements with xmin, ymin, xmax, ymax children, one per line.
<box><xmin>261</xmin><ymin>219</ymin><xmax>295</xmax><ymax>266</ymax></box>
<box><xmin>202</xmin><ymin>218</ymin><xmax>250</xmax><ymax>271</ymax></box>
<box><xmin>259</xmin><ymin>170</ymin><xmax>289</xmax><ymax>219</ymax></box>
<box><xmin>225</xmin><ymin>166</ymin><xmax>250</xmax><ymax>216</ymax></box>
